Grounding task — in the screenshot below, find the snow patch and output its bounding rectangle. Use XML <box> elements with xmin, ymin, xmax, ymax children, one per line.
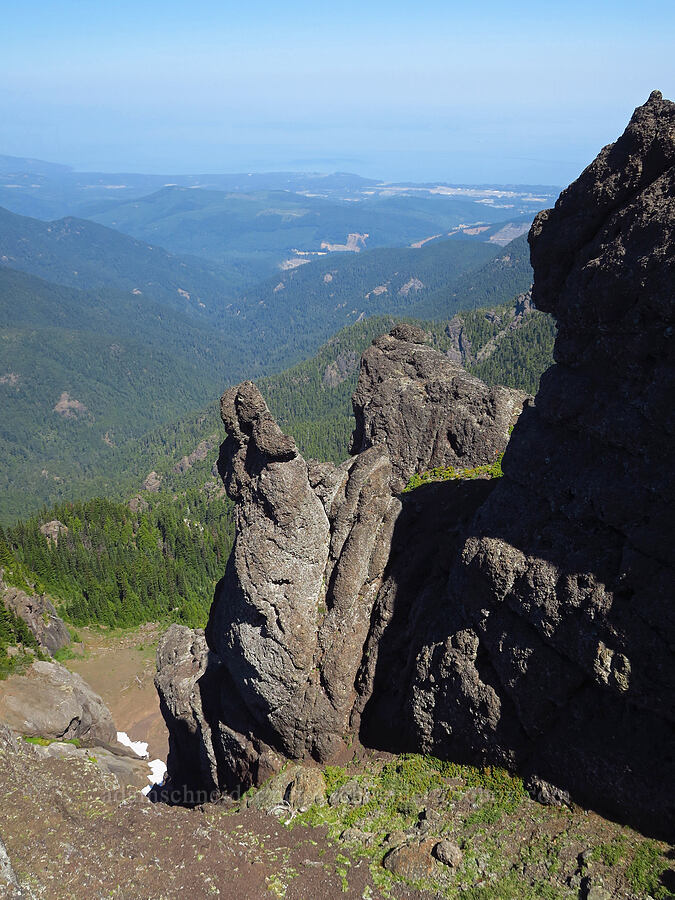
<box><xmin>142</xmin><ymin>759</ymin><xmax>168</xmax><ymax>795</ymax></box>
<box><xmin>117</xmin><ymin>731</ymin><xmax>149</xmax><ymax>759</ymax></box>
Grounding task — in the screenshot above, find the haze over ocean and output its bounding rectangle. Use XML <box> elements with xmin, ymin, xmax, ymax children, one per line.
<box><xmin>2</xmin><ymin>0</ymin><xmax>674</xmax><ymax>183</ymax></box>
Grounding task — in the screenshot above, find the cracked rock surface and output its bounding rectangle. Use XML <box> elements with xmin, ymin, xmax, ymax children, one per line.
<box><xmin>157</xmin><ymin>336</ymin><xmax>512</xmax><ymax>796</ymax></box>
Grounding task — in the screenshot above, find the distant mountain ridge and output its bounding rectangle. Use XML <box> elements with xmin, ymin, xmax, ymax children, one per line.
<box><xmin>0</xmin><ymin>205</ymin><xmax>244</xmax><ymax>316</ymax></box>
<box><xmin>0</xmin><ymin>191</ymin><xmax>535</xmax><ymax>522</ymax></box>
<box><xmin>0</xmin><ymin>152</ymin><xmax>557</xmax><ymax>220</ymax></box>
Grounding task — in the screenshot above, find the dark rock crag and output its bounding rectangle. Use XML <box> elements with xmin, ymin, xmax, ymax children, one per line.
<box><xmin>157</xmin><ymin>334</ymin><xmax>522</xmax><ymax>796</ymax></box>
<box><xmin>157</xmin><ymin>93</ymin><xmax>673</xmax><ymax>835</ymax></box>
<box><xmin>408</xmin><ymin>90</ymin><xmax>675</xmax><ymax>833</ymax></box>
<box><xmin>350</xmin><ymin>323</ymin><xmax>525</xmax><ymax>490</ymax></box>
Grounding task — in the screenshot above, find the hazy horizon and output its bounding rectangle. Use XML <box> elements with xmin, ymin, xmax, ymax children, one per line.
<box><xmin>2</xmin><ymin>0</ymin><xmax>674</xmax><ymax>185</ymax></box>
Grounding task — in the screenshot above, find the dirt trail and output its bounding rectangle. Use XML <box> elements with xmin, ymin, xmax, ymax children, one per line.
<box><xmin>66</xmin><ymin>623</ymin><xmax>168</xmax><ymax>760</ymax></box>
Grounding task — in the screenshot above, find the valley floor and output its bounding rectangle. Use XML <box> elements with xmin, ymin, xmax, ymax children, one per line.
<box><xmin>63</xmin><ymin>624</ymin><xmax>167</xmax><ymax>761</ymax></box>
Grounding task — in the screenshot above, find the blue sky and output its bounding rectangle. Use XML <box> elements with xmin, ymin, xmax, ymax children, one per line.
<box><xmin>2</xmin><ymin>0</ymin><xmax>673</xmax><ymax>184</ymax></box>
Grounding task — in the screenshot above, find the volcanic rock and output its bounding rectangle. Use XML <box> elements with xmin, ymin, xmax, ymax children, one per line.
<box><xmin>0</xmin><ymin>659</ymin><xmax>116</xmax><ymax>746</ymax></box>
<box><xmin>409</xmin><ymin>91</ymin><xmax>675</xmax><ymax>834</ymax></box>
<box><xmin>2</xmin><ymin>583</ymin><xmax>70</xmax><ymax>655</ymax></box>
<box><xmin>156</xmin><ymin>93</ymin><xmax>674</xmax><ymax>837</ymax></box>
<box><xmin>350</xmin><ymin>324</ymin><xmax>526</xmax><ymax>489</ymax></box>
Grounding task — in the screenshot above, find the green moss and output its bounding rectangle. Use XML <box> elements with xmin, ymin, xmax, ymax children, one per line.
<box><xmin>626</xmin><ymin>841</ymin><xmax>668</xmax><ymax>898</ymax></box>
<box><xmin>335</xmin><ymin>852</ymin><xmax>351</xmax><ymax>892</ymax></box>
<box><xmin>324</xmin><ymin>765</ymin><xmax>350</xmax><ymax>795</ymax></box>
<box><xmin>23</xmin><ymin>735</ymin><xmax>81</xmax><ymax>748</ymax></box>
<box><xmin>591</xmin><ymin>836</ymin><xmax>626</xmax><ymax>866</ymax></box>
<box><xmin>403</xmin><ymin>454</ymin><xmax>504</xmax><ymax>492</ymax></box>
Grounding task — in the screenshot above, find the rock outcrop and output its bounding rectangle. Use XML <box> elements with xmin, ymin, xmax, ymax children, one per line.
<box><xmin>0</xmin><ymin>659</ymin><xmax>116</xmax><ymax>746</ymax></box>
<box><xmin>157</xmin><ymin>336</ymin><xmax>517</xmax><ymax>797</ymax></box>
<box><xmin>157</xmin><ymin>93</ymin><xmax>674</xmax><ymax>836</ymax></box>
<box><xmin>1</xmin><ymin>582</ymin><xmax>70</xmax><ymax>655</ymax></box>
<box><xmin>407</xmin><ymin>90</ymin><xmax>675</xmax><ymax>834</ymax></box>
<box><xmin>350</xmin><ymin>323</ymin><xmax>526</xmax><ymax>490</ymax></box>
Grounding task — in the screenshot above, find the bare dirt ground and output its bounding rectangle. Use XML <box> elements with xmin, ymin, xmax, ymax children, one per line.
<box><xmin>0</xmin><ymin>735</ymin><xmax>672</xmax><ymax>900</ymax></box>
<box><xmin>0</xmin><ymin>737</ymin><xmax>425</xmax><ymax>899</ymax></box>
<box><xmin>65</xmin><ymin>623</ymin><xmax>168</xmax><ymax>760</ymax></box>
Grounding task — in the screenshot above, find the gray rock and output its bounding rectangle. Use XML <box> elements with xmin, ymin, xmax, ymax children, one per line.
<box><xmin>340</xmin><ymin>827</ymin><xmax>372</xmax><ymax>845</ymax></box>
<box><xmin>156</xmin><ymin>92</ymin><xmax>675</xmax><ymax>838</ymax></box>
<box><xmin>527</xmin><ymin>776</ymin><xmax>571</xmax><ymax>808</ymax></box>
<box><xmin>244</xmin><ymin>764</ymin><xmax>325</xmax><ymax>814</ymax></box>
<box><xmin>29</xmin><ymin>741</ymin><xmax>151</xmax><ymax>791</ymax></box>
<box><xmin>433</xmin><ymin>839</ymin><xmax>463</xmax><ymax>868</ymax></box>
<box><xmin>1</xmin><ymin>583</ymin><xmax>70</xmax><ymax>655</ymax></box>
<box><xmin>583</xmin><ymin>879</ymin><xmax>611</xmax><ymax>900</ymax></box>
<box><xmin>154</xmin><ymin>625</ymin><xmax>222</xmax><ymax>798</ymax></box>
<box><xmin>0</xmin><ymin>836</ymin><xmax>19</xmax><ymax>888</ymax></box>
<box><xmin>350</xmin><ymin>325</ymin><xmax>526</xmax><ymax>490</ymax></box>
<box><xmin>328</xmin><ymin>779</ymin><xmax>369</xmax><ymax>808</ymax></box>
<box><xmin>410</xmin><ymin>90</ymin><xmax>675</xmax><ymax>836</ymax></box>
<box><xmin>0</xmin><ymin>659</ymin><xmax>115</xmax><ymax>746</ymax></box>
<box><xmin>0</xmin><ymin>724</ymin><xmax>19</xmax><ymax>754</ymax></box>
<box><xmin>285</xmin><ymin>767</ymin><xmax>326</xmax><ymax>811</ymax></box>
<box><xmin>157</xmin><ymin>339</ymin><xmax>517</xmax><ymax>797</ymax></box>
<box><xmin>38</xmin><ymin>520</ymin><xmax>67</xmax><ymax>546</ymax></box>
<box><xmin>158</xmin><ymin>382</ymin><xmax>401</xmax><ymax>794</ymax></box>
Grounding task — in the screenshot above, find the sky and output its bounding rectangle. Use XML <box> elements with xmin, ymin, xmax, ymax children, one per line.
<box><xmin>2</xmin><ymin>0</ymin><xmax>674</xmax><ymax>185</ymax></box>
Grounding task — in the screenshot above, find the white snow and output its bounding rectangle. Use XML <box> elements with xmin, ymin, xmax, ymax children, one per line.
<box><xmin>116</xmin><ymin>731</ymin><xmax>149</xmax><ymax>759</ymax></box>
<box><xmin>141</xmin><ymin>759</ymin><xmax>167</xmax><ymax>796</ymax></box>
<box><xmin>117</xmin><ymin>731</ymin><xmax>166</xmax><ymax>796</ymax></box>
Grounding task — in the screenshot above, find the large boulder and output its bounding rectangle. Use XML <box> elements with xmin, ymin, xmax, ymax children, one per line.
<box><xmin>0</xmin><ymin>659</ymin><xmax>116</xmax><ymax>746</ymax></box>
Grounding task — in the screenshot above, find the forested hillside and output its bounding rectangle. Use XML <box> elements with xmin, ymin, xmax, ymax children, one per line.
<box><xmin>1</xmin><ymin>290</ymin><xmax>555</xmax><ymax>631</ymax></box>
<box><xmin>2</xmin><ymin>491</ymin><xmax>231</xmax><ymax>628</ymax></box>
<box><xmin>0</xmin><ymin>266</ymin><xmax>261</xmax><ymax>521</ymax></box>
<box><xmin>0</xmin><ymin>205</ymin><xmax>246</xmax><ymax>315</ymax></box>
<box><xmin>232</xmin><ymin>236</ymin><xmax>522</xmax><ymax>364</ymax></box>
<box><xmin>1</xmin><ymin>231</ymin><xmax>534</xmax><ymax>520</ymax></box>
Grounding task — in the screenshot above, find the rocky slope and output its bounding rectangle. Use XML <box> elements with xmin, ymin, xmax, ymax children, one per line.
<box><xmin>157</xmin><ymin>92</ymin><xmax>674</xmax><ymax>837</ymax></box>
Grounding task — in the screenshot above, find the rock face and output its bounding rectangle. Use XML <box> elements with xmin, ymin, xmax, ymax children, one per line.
<box><xmin>2</xmin><ymin>583</ymin><xmax>70</xmax><ymax>655</ymax></box>
<box><xmin>39</xmin><ymin>519</ymin><xmax>68</xmax><ymax>546</ymax></box>
<box><xmin>0</xmin><ymin>659</ymin><xmax>116</xmax><ymax>746</ymax></box>
<box><xmin>157</xmin><ymin>338</ymin><xmax>515</xmax><ymax>797</ymax></box>
<box><xmin>350</xmin><ymin>323</ymin><xmax>526</xmax><ymax>490</ymax></box>
<box><xmin>158</xmin><ymin>379</ymin><xmax>404</xmax><ymax>793</ymax></box>
<box><xmin>408</xmin><ymin>91</ymin><xmax>675</xmax><ymax>833</ymax></box>
<box><xmin>157</xmin><ymin>94</ymin><xmax>674</xmax><ymax>836</ymax></box>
